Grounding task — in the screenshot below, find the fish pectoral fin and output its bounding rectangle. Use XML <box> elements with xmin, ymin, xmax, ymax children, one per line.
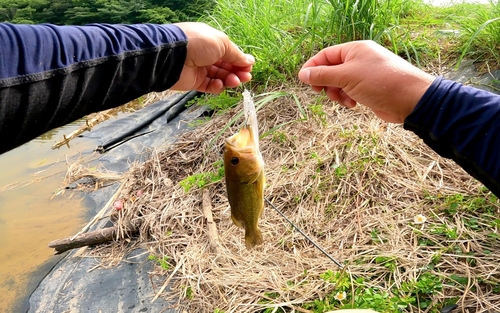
<box><xmin>231</xmin><ymin>214</ymin><xmax>244</xmax><ymax>229</ymax></box>
<box><xmin>245</xmin><ymin>227</ymin><xmax>263</xmax><ymax>250</ymax></box>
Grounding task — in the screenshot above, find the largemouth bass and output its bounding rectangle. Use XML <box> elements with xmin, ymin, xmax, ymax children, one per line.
<box><xmin>224</xmin><ymin>90</ymin><xmax>265</xmax><ymax>250</ymax></box>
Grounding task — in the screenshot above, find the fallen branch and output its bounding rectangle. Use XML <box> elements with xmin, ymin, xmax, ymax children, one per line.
<box><xmin>51</xmin><ymin>111</ymin><xmax>111</xmax><ymax>149</ymax></box>
<box><xmin>48</xmin><ymin>220</ymin><xmax>142</xmax><ymax>255</ymax></box>
<box><xmin>202</xmin><ymin>189</ymin><xmax>220</xmax><ymax>252</ymax></box>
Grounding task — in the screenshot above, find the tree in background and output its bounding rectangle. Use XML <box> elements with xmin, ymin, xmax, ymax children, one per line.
<box><xmin>0</xmin><ymin>0</ymin><xmax>214</xmax><ymax>25</ymax></box>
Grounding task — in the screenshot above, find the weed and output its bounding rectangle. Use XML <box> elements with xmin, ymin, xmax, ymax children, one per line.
<box><xmin>304</xmin><ymin>269</ymin><xmax>443</xmax><ymax>312</ymax></box>
<box><xmin>375</xmin><ymin>256</ymin><xmax>398</xmax><ymax>272</ymax></box>
<box><xmin>333</xmin><ymin>164</ymin><xmax>348</xmax><ymax>178</ymax></box>
<box><xmin>187</xmin><ymin>116</ymin><xmax>211</xmax><ymax>127</ymax></box>
<box><xmin>186</xmin><ymin>286</ymin><xmax>194</xmax><ymax>300</ymax></box>
<box><xmin>188</xmin><ymin>90</ymin><xmax>241</xmax><ymax>112</ymax></box>
<box><xmin>309</xmin><ymin>102</ymin><xmax>327</xmax><ymax>126</ymax></box>
<box><xmin>271</xmin><ymin>131</ymin><xmax>288</xmax><ymax>144</ymax></box>
<box><xmin>148</xmin><ymin>255</ymin><xmax>171</xmax><ymax>271</ymax></box>
<box><xmin>455</xmin><ymin>3</ymin><xmax>500</xmax><ymax>68</ymax></box>
<box><xmin>400</xmin><ymin>272</ymin><xmax>442</xmax><ymax>309</ymax></box>
<box><xmin>429</xmin><ymin>224</ymin><xmax>459</xmax><ymax>239</ymax></box>
<box><xmin>179</xmin><ymin>160</ymin><xmax>225</xmax><ymax>192</ymax></box>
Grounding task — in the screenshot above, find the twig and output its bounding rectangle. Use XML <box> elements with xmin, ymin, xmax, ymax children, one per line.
<box><xmin>49</xmin><ymin>220</ymin><xmax>142</xmax><ymax>255</ymax></box>
<box><xmin>52</xmin><ymin>111</ymin><xmax>111</xmax><ymax>149</ymax></box>
<box><xmin>70</xmin><ymin>183</ymin><xmax>124</xmax><ymax>240</ymax></box>
<box><xmin>202</xmin><ymin>189</ymin><xmax>220</xmax><ymax>252</ymax></box>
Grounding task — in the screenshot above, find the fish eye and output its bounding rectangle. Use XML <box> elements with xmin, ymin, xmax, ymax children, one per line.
<box><xmin>230</xmin><ymin>157</ymin><xmax>239</xmax><ymax>165</ymax></box>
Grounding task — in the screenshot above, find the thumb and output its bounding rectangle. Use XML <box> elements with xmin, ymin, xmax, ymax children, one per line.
<box><xmin>221</xmin><ymin>40</ymin><xmax>255</xmax><ymax>67</ymax></box>
<box><xmin>298</xmin><ymin>64</ymin><xmax>349</xmax><ymax>89</ymax></box>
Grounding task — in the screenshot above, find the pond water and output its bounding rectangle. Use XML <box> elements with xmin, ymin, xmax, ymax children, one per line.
<box><xmin>0</xmin><ymin>120</ymin><xmax>96</xmax><ymax>312</ymax></box>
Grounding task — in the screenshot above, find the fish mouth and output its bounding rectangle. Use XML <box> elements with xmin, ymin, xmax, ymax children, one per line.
<box><xmin>225</xmin><ymin>127</ymin><xmax>255</xmax><ymax>150</ymax></box>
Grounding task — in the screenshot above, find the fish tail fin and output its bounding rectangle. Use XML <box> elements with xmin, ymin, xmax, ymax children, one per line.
<box><xmin>245</xmin><ymin>227</ymin><xmax>263</xmax><ymax>250</ymax></box>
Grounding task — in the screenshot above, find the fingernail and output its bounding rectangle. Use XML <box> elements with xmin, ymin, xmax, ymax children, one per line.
<box><xmin>245</xmin><ymin>54</ymin><xmax>255</xmax><ymax>63</ymax></box>
<box><xmin>298</xmin><ymin>69</ymin><xmax>310</xmax><ymax>84</ymax></box>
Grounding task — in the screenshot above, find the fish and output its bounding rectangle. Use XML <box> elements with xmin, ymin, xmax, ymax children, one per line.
<box><xmin>224</xmin><ymin>90</ymin><xmax>265</xmax><ymax>250</ymax></box>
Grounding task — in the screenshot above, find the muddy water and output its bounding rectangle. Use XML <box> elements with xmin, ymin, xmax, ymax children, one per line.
<box><xmin>0</xmin><ymin>121</ymin><xmax>96</xmax><ymax>312</ymax></box>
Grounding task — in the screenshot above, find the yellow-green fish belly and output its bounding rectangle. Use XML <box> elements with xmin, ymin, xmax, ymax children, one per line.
<box><xmin>226</xmin><ymin>170</ymin><xmax>265</xmax><ymax>249</ymax></box>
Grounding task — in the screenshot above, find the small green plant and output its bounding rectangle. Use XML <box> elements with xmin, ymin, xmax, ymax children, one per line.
<box><xmin>148</xmin><ymin>255</ymin><xmax>171</xmax><ymax>271</ymax></box>
<box><xmin>442</xmin><ymin>193</ymin><xmax>497</xmax><ymax>215</ymax></box>
<box><xmin>186</xmin><ymin>286</ymin><xmax>194</xmax><ymax>300</ymax></box>
<box><xmin>429</xmin><ymin>224</ymin><xmax>459</xmax><ymax>239</ymax></box>
<box><xmin>333</xmin><ymin>164</ymin><xmax>348</xmax><ymax>178</ymax></box>
<box><xmin>187</xmin><ymin>116</ymin><xmax>211</xmax><ymax>127</ymax></box>
<box><xmin>189</xmin><ymin>90</ymin><xmax>241</xmax><ymax>111</ymax></box>
<box><xmin>309</xmin><ymin>102</ymin><xmax>327</xmax><ymax>126</ymax></box>
<box><xmin>400</xmin><ymin>272</ymin><xmax>443</xmax><ymax>309</ymax></box>
<box><xmin>179</xmin><ymin>161</ymin><xmax>225</xmax><ymax>192</ymax></box>
<box><xmin>271</xmin><ymin>131</ymin><xmax>288</xmax><ymax>144</ymax></box>
<box><xmin>375</xmin><ymin>256</ymin><xmax>398</xmax><ymax>272</ymax></box>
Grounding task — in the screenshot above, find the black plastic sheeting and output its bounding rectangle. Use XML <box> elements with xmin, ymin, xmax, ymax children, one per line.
<box><xmin>26</xmin><ymin>91</ymin><xmax>210</xmax><ymax>313</ymax></box>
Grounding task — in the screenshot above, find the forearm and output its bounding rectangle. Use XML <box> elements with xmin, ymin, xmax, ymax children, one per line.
<box><xmin>404</xmin><ymin>77</ymin><xmax>500</xmax><ymax>196</ymax></box>
<box><xmin>0</xmin><ymin>23</ymin><xmax>187</xmax><ymax>154</ymax></box>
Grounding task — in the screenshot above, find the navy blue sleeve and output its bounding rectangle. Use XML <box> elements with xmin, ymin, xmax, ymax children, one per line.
<box><xmin>0</xmin><ymin>23</ymin><xmax>187</xmax><ymax>154</ymax></box>
<box><xmin>404</xmin><ymin>76</ymin><xmax>500</xmax><ymax>197</ymax></box>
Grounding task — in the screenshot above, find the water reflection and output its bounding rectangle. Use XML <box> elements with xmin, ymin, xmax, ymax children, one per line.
<box><xmin>0</xmin><ymin>119</ymin><xmax>96</xmax><ymax>312</ymax></box>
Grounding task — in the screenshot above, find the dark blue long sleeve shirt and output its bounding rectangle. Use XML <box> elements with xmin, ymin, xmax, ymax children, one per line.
<box><xmin>0</xmin><ymin>23</ymin><xmax>187</xmax><ymax>154</ymax></box>
<box><xmin>404</xmin><ymin>76</ymin><xmax>500</xmax><ymax>197</ymax></box>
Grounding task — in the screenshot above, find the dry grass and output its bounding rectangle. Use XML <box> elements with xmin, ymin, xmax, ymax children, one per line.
<box><xmin>85</xmin><ymin>87</ymin><xmax>500</xmax><ymax>313</ymax></box>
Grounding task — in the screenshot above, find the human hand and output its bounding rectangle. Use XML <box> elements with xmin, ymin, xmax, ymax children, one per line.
<box><xmin>298</xmin><ymin>40</ymin><xmax>436</xmax><ymax>123</ymax></box>
<box><xmin>172</xmin><ymin>22</ymin><xmax>254</xmax><ymax>94</ymax></box>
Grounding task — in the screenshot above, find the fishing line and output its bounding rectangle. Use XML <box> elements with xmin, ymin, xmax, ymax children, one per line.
<box><xmin>243</xmin><ymin>90</ymin><xmax>345</xmax><ymax>270</ymax></box>
<box><xmin>265</xmin><ymin>199</ymin><xmax>455</xmax><ymax>312</ymax></box>
<box><xmin>264</xmin><ymin>197</ymin><xmax>345</xmax><ymax>270</ymax></box>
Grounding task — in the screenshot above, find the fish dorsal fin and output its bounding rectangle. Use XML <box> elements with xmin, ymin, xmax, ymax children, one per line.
<box><xmin>243</xmin><ymin>89</ymin><xmax>259</xmax><ymax>152</ymax></box>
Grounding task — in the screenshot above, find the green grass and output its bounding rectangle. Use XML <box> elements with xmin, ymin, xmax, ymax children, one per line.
<box><xmin>148</xmin><ymin>255</ymin><xmax>171</xmax><ymax>271</ymax></box>
<box><xmin>179</xmin><ymin>160</ymin><xmax>225</xmax><ymax>192</ymax></box>
<box><xmin>449</xmin><ymin>1</ymin><xmax>500</xmax><ymax>68</ymax></box>
<box><xmin>199</xmin><ymin>0</ymin><xmax>500</xmax><ymax>86</ymax></box>
<box><xmin>201</xmin><ymin>0</ymin><xmax>424</xmax><ymax>85</ymax></box>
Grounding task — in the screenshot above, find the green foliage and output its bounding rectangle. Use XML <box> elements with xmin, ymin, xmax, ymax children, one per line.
<box><xmin>148</xmin><ymin>254</ymin><xmax>171</xmax><ymax>271</ymax></box>
<box><xmin>429</xmin><ymin>224</ymin><xmax>458</xmax><ymax>239</ymax></box>
<box><xmin>426</xmin><ymin>191</ymin><xmax>500</xmax><ymax>216</ymax></box>
<box><xmin>194</xmin><ymin>91</ymin><xmax>241</xmax><ymax>112</ymax></box>
<box><xmin>375</xmin><ymin>256</ymin><xmax>397</xmax><ymax>272</ymax></box>
<box><xmin>204</xmin><ymin>0</ymin><xmax>424</xmax><ymax>85</ymax></box>
<box><xmin>453</xmin><ymin>2</ymin><xmax>500</xmax><ymax>67</ymax></box>
<box><xmin>185</xmin><ymin>286</ymin><xmax>194</xmax><ymax>300</ymax></box>
<box><xmin>136</xmin><ymin>7</ymin><xmax>178</xmax><ymax>24</ymax></box>
<box><xmin>333</xmin><ymin>164</ymin><xmax>347</xmax><ymax>178</ymax></box>
<box><xmin>309</xmin><ymin>102</ymin><xmax>328</xmax><ymax>126</ymax></box>
<box><xmin>179</xmin><ymin>160</ymin><xmax>225</xmax><ymax>192</ymax></box>
<box><xmin>0</xmin><ymin>0</ymin><xmax>208</xmax><ymax>24</ymax></box>
<box><xmin>400</xmin><ymin>272</ymin><xmax>442</xmax><ymax>309</ymax></box>
<box><xmin>302</xmin><ymin>270</ymin><xmax>443</xmax><ymax>312</ymax></box>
